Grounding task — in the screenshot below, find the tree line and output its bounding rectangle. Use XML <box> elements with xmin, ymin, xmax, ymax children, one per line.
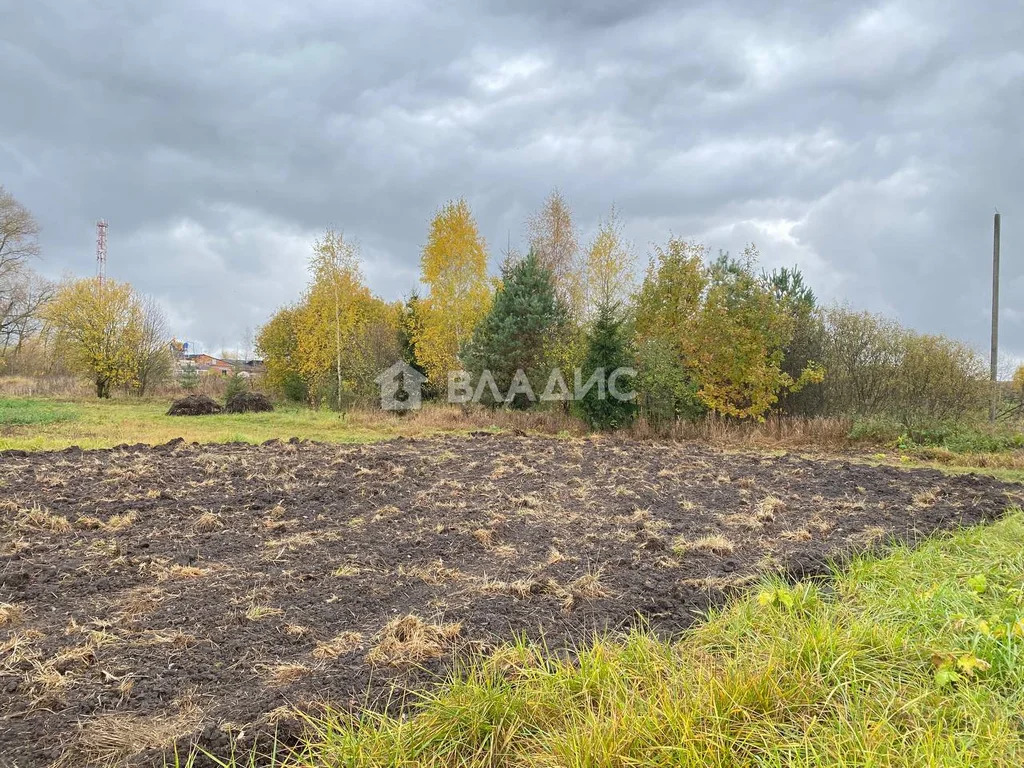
<box><xmin>255</xmin><ymin>190</ymin><xmax>997</xmax><ymax>430</ymax></box>
<box><xmin>0</xmin><ymin>185</ymin><xmax>1013</xmax><ymax>425</ymax></box>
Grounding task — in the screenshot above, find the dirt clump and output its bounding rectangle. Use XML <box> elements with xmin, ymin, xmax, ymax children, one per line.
<box><xmin>167</xmin><ymin>395</ymin><xmax>223</xmax><ymax>416</ymax></box>
<box><xmin>224</xmin><ymin>391</ymin><xmax>274</xmax><ymax>414</ymax></box>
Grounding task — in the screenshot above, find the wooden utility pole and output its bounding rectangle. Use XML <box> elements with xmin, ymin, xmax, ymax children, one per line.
<box><xmin>990</xmin><ymin>212</ymin><xmax>1001</xmax><ymax>422</ymax></box>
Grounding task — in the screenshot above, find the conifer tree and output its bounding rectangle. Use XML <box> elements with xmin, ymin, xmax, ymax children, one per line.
<box><xmin>578</xmin><ymin>301</ymin><xmax>636</xmax><ymax>430</ymax></box>
<box><xmin>464</xmin><ymin>249</ymin><xmax>566</xmax><ymax>409</ymax></box>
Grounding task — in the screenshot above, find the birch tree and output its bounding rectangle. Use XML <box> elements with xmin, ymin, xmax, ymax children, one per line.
<box><xmin>414</xmin><ymin>199</ymin><xmax>492</xmax><ymax>387</ymax></box>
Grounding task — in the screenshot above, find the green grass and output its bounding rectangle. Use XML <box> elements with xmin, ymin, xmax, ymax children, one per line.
<box><xmin>0</xmin><ymin>395</ymin><xmax>584</xmax><ymax>451</ymax></box>
<box><xmin>904</xmin><ymin>458</ymin><xmax>1024</xmax><ymax>485</ymax></box>
<box><xmin>848</xmin><ymin>416</ymin><xmax>1024</xmax><ymax>484</ymax></box>
<box><xmin>0</xmin><ymin>397</ymin><xmax>416</xmax><ymax>451</ymax></box>
<box><xmin>850</xmin><ymin>415</ymin><xmax>1024</xmax><ymax>455</ymax></box>
<box><xmin>184</xmin><ymin>510</ymin><xmax>1024</xmax><ymax>767</ymax></box>
<box><xmin>0</xmin><ymin>397</ymin><xmax>79</xmax><ymax>427</ymax></box>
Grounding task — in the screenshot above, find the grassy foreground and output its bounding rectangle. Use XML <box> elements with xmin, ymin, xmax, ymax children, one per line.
<box><xmin>191</xmin><ymin>511</ymin><xmax>1024</xmax><ymax>768</ymax></box>
<box><xmin>0</xmin><ymin>397</ymin><xmax>394</xmax><ymax>450</ymax></box>
<box><xmin>0</xmin><ymin>397</ymin><xmax>583</xmax><ymax>451</ymax></box>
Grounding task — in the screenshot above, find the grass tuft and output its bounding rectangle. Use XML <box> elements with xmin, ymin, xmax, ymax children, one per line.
<box><xmin>673</xmin><ymin>534</ymin><xmax>736</xmax><ymax>555</ymax></box>
<box><xmin>194</xmin><ymin>512</ymin><xmax>223</xmax><ymax>533</ymax></box>
<box><xmin>365</xmin><ymin>614</ymin><xmax>462</xmax><ymax>667</ymax></box>
<box><xmin>313</xmin><ymin>632</ymin><xmax>365</xmax><ymax>660</ymax></box>
<box><xmin>0</xmin><ymin>602</ymin><xmax>25</xmax><ymax>627</ymax></box>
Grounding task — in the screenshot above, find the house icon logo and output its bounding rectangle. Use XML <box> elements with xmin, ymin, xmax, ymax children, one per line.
<box><xmin>373</xmin><ymin>361</ymin><xmax>427</xmax><ymax>411</ymax></box>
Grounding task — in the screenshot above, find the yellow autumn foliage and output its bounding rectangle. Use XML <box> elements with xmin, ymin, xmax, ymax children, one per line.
<box><xmin>585</xmin><ymin>205</ymin><xmax>634</xmax><ymax>316</ymax></box>
<box><xmin>635</xmin><ymin>239</ymin><xmax>817</xmax><ymax>420</ymax></box>
<box><xmin>528</xmin><ymin>189</ymin><xmax>585</xmax><ymax>320</ymax></box>
<box><xmin>414</xmin><ymin>199</ymin><xmax>492</xmax><ymax>387</ymax></box>
<box><xmin>257</xmin><ymin>230</ymin><xmax>402</xmax><ymax>407</ymax></box>
<box><xmin>44</xmin><ymin>278</ymin><xmax>148</xmax><ymax>398</ymax></box>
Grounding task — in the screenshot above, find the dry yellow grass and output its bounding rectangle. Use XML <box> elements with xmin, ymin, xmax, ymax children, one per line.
<box><xmin>165</xmin><ymin>565</ymin><xmax>208</xmax><ymax>579</ymax></box>
<box><xmin>0</xmin><ymin>602</ymin><xmax>25</xmax><ymax>627</ymax></box>
<box><xmin>18</xmin><ymin>505</ymin><xmax>72</xmax><ymax>534</ymax></box>
<box><xmin>312</xmin><ymin>631</ymin><xmax>365</xmax><ymax>659</ymax></box>
<box><xmin>562</xmin><ymin>569</ymin><xmax>610</xmax><ymax>609</ymax></box>
<box><xmin>72</xmin><ymin>697</ymin><xmax>203</xmax><ymax>766</ymax></box>
<box><xmin>266</xmin><ymin>662</ymin><xmax>314</xmax><ymax>687</ymax></box>
<box><xmin>365</xmin><ymin>614</ymin><xmax>461</xmax><ymax>666</ymax></box>
<box><xmin>104</xmin><ymin>512</ymin><xmax>138</xmax><ymax>531</ymax></box>
<box><xmin>780</xmin><ymin>529</ymin><xmax>813</xmax><ymax>542</ymax></box>
<box><xmin>332</xmin><ymin>564</ymin><xmax>362</xmax><ymax>578</ymax></box>
<box><xmin>625</xmin><ymin>413</ymin><xmax>854</xmax><ymax>448</ymax></box>
<box><xmin>757</xmin><ymin>494</ymin><xmax>786</xmax><ymax>521</ymax></box>
<box><xmin>480</xmin><ymin>577</ymin><xmax>556</xmax><ymax>599</ymax></box>
<box><xmin>673</xmin><ymin>535</ymin><xmax>736</xmax><ymax>555</ymax></box>
<box><xmin>116</xmin><ymin>586</ymin><xmax>166</xmax><ymax>622</ymax></box>
<box><xmin>193</xmin><ymin>511</ymin><xmax>223</xmax><ymax>533</ymax></box>
<box><xmin>471</xmin><ymin>528</ymin><xmax>495</xmax><ymax>547</ymax></box>
<box><xmin>398</xmin><ymin>561</ymin><xmax>462</xmax><ymax>585</ymax></box>
<box><xmin>245</xmin><ymin>605</ymin><xmax>283</xmax><ymax>622</ymax></box>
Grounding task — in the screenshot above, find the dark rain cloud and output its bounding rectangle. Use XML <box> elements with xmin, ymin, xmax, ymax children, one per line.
<box><xmin>1</xmin><ymin>0</ymin><xmax>1022</xmax><ymax>365</ymax></box>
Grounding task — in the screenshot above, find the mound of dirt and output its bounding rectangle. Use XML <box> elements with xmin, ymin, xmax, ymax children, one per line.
<box><xmin>167</xmin><ymin>394</ymin><xmax>223</xmax><ymax>416</ymax></box>
<box><xmin>224</xmin><ymin>391</ymin><xmax>274</xmax><ymax>414</ymax></box>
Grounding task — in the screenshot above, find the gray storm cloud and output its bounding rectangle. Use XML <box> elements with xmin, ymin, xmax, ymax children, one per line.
<box><xmin>1</xmin><ymin>0</ymin><xmax>1021</xmax><ymax>366</ymax></box>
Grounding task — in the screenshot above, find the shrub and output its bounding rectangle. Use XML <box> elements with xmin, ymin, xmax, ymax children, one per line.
<box><xmin>849</xmin><ymin>417</ymin><xmax>1024</xmax><ymax>454</ymax></box>
<box><xmin>892</xmin><ymin>333</ymin><xmax>986</xmax><ymax>428</ymax></box>
<box><xmin>848</xmin><ymin>416</ymin><xmax>904</xmax><ymax>444</ymax></box>
<box><xmin>818</xmin><ymin>307</ymin><xmax>985</xmax><ymax>427</ymax></box>
<box><xmin>634</xmin><ymin>337</ymin><xmax>705</xmax><ymax>430</ymax></box>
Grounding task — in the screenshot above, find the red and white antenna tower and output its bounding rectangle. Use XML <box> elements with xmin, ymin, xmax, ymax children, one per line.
<box><xmin>96</xmin><ymin>220</ymin><xmax>107</xmax><ymax>284</ymax></box>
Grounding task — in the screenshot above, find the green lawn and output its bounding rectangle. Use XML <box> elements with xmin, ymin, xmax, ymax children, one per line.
<box><xmin>187</xmin><ymin>510</ymin><xmax>1024</xmax><ymax>767</ymax></box>
<box><xmin>0</xmin><ymin>397</ymin><xmax>78</xmax><ymax>428</ymax></box>
<box><xmin>0</xmin><ymin>397</ymin><xmax>429</xmax><ymax>451</ymax></box>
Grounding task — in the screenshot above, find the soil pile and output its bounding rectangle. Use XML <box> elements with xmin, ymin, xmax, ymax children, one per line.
<box><xmin>167</xmin><ymin>394</ymin><xmax>223</xmax><ymax>416</ymax></box>
<box><xmin>224</xmin><ymin>391</ymin><xmax>274</xmax><ymax>413</ymax></box>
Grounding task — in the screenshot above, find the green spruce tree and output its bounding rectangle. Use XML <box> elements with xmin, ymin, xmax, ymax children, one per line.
<box><xmin>578</xmin><ymin>301</ymin><xmax>636</xmax><ymax>430</ymax></box>
<box><xmin>178</xmin><ymin>362</ymin><xmax>200</xmax><ymax>392</ymax></box>
<box><xmin>224</xmin><ymin>368</ymin><xmax>249</xmax><ymax>403</ymax></box>
<box><xmin>463</xmin><ymin>249</ymin><xmax>566</xmax><ymax>409</ymax></box>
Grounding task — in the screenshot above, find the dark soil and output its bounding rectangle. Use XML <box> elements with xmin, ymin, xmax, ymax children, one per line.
<box><xmin>0</xmin><ymin>435</ymin><xmax>1019</xmax><ymax>767</ymax></box>
<box><xmin>167</xmin><ymin>395</ymin><xmax>223</xmax><ymax>416</ymax></box>
<box><xmin>224</xmin><ymin>392</ymin><xmax>274</xmax><ymax>414</ymax></box>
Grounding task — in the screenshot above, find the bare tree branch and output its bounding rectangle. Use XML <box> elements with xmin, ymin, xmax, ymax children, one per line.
<box><xmin>0</xmin><ymin>187</ymin><xmax>47</xmax><ymax>355</ymax></box>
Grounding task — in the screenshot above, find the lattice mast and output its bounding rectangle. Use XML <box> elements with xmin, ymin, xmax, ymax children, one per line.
<box><xmin>96</xmin><ymin>219</ymin><xmax>107</xmax><ymax>284</ymax></box>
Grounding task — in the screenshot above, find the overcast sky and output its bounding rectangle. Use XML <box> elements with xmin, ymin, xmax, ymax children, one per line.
<box><xmin>1</xmin><ymin>0</ymin><xmax>1021</xmax><ymax>365</ymax></box>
